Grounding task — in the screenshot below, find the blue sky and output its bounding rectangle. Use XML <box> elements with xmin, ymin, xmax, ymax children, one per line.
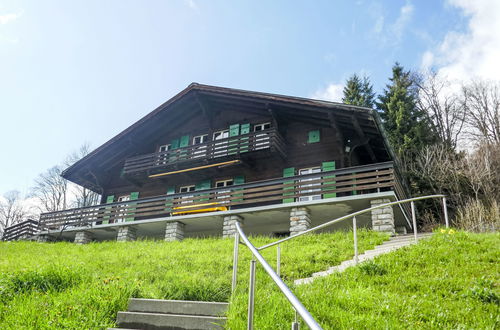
<box><xmin>0</xmin><ymin>0</ymin><xmax>497</xmax><ymax>194</ymax></box>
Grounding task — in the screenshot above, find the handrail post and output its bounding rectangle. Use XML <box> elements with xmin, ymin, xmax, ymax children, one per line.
<box><xmin>232</xmin><ymin>232</ymin><xmax>240</xmax><ymax>292</ymax></box>
<box><xmin>247</xmin><ymin>259</ymin><xmax>256</xmax><ymax>330</ymax></box>
<box><xmin>277</xmin><ymin>244</ymin><xmax>281</xmax><ymax>277</ymax></box>
<box><xmin>411</xmin><ymin>201</ymin><xmax>418</xmax><ymax>243</ymax></box>
<box><xmin>352</xmin><ymin>216</ymin><xmax>358</xmax><ymax>264</ymax></box>
<box><xmin>442</xmin><ymin>197</ymin><xmax>449</xmax><ymax>228</ymax></box>
<box><xmin>291</xmin><ymin>308</ymin><xmax>300</xmax><ymax>330</ymax></box>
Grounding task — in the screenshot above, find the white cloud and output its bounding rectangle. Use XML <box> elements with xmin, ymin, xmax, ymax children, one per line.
<box><xmin>184</xmin><ymin>0</ymin><xmax>199</xmax><ymax>10</ymax></box>
<box><xmin>421</xmin><ymin>0</ymin><xmax>500</xmax><ymax>82</ymax></box>
<box><xmin>391</xmin><ymin>2</ymin><xmax>414</xmax><ymax>41</ymax></box>
<box><xmin>370</xmin><ymin>1</ymin><xmax>414</xmax><ymax>46</ymax></box>
<box><xmin>0</xmin><ymin>11</ymin><xmax>22</xmax><ymax>25</ymax></box>
<box><xmin>311</xmin><ymin>83</ymin><xmax>344</xmax><ymax>102</ymax></box>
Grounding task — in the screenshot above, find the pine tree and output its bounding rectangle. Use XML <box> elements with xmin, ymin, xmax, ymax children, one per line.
<box><xmin>342</xmin><ymin>74</ymin><xmax>375</xmax><ymax>108</ymax></box>
<box><xmin>376</xmin><ymin>63</ymin><xmax>435</xmax><ymax>157</ymax></box>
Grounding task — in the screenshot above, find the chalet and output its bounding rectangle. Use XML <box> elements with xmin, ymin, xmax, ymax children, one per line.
<box><xmin>38</xmin><ymin>83</ymin><xmax>411</xmax><ymax>243</ymax></box>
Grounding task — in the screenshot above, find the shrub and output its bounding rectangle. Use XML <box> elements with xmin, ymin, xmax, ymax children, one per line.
<box><xmin>455</xmin><ymin>198</ymin><xmax>499</xmax><ymax>232</ymax></box>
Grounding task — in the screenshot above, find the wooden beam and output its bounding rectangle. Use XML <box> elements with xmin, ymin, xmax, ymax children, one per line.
<box><xmin>351</xmin><ymin>115</ymin><xmax>377</xmax><ymax>162</ymax></box>
<box><xmin>195</xmin><ymin>92</ymin><xmax>213</xmax><ymax>130</ymax></box>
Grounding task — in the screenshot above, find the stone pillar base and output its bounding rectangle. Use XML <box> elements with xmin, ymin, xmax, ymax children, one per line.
<box><xmin>37</xmin><ymin>234</ymin><xmax>55</xmax><ymax>243</ymax></box>
<box><xmin>117</xmin><ymin>226</ymin><xmax>137</xmax><ymax>242</ymax></box>
<box><xmin>290</xmin><ymin>207</ymin><xmax>311</xmax><ymax>236</ymax></box>
<box><xmin>371</xmin><ymin>199</ymin><xmax>395</xmax><ymax>234</ymax></box>
<box><xmin>165</xmin><ymin>221</ymin><xmax>185</xmax><ymax>242</ymax></box>
<box><xmin>74</xmin><ymin>231</ymin><xmax>93</xmax><ymax>244</ymax></box>
<box><xmin>222</xmin><ymin>215</ymin><xmax>244</xmax><ymax>238</ymax></box>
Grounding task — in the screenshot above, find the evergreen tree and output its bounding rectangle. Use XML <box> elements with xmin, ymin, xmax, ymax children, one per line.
<box><xmin>376</xmin><ymin>63</ymin><xmax>435</xmax><ymax>157</ymax></box>
<box><xmin>342</xmin><ymin>74</ymin><xmax>376</xmax><ymax>108</ymax></box>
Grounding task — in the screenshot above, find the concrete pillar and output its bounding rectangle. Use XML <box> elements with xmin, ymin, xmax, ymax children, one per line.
<box><xmin>371</xmin><ymin>199</ymin><xmax>395</xmax><ymax>234</ymax></box>
<box><xmin>290</xmin><ymin>207</ymin><xmax>311</xmax><ymax>236</ymax></box>
<box><xmin>37</xmin><ymin>234</ymin><xmax>55</xmax><ymax>243</ymax></box>
<box><xmin>117</xmin><ymin>226</ymin><xmax>137</xmax><ymax>242</ymax></box>
<box><xmin>222</xmin><ymin>215</ymin><xmax>244</xmax><ymax>238</ymax></box>
<box><xmin>165</xmin><ymin>221</ymin><xmax>185</xmax><ymax>242</ymax></box>
<box><xmin>74</xmin><ymin>231</ymin><xmax>93</xmax><ymax>244</ymax></box>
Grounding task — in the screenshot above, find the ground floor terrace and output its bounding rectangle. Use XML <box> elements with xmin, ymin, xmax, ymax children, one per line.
<box><xmin>37</xmin><ymin>162</ymin><xmax>411</xmax><ymax>243</ymax></box>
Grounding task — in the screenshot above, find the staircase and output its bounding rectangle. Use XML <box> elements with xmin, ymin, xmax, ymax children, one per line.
<box><xmin>110</xmin><ymin>298</ymin><xmax>228</xmax><ymax>329</ymax></box>
<box><xmin>295</xmin><ymin>233</ymin><xmax>433</xmax><ymax>285</ymax></box>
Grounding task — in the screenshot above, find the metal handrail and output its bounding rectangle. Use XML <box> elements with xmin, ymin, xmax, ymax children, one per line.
<box><xmin>231</xmin><ymin>194</ymin><xmax>450</xmax><ymax>329</ymax></box>
<box><xmin>257</xmin><ymin>194</ymin><xmax>447</xmax><ymax>251</ymax></box>
<box><xmin>234</xmin><ymin>222</ymin><xmax>322</xmax><ymax>330</ymax></box>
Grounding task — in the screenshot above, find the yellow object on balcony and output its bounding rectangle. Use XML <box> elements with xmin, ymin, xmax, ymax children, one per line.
<box><xmin>171</xmin><ymin>202</ymin><xmax>228</xmax><ymax>215</ymax></box>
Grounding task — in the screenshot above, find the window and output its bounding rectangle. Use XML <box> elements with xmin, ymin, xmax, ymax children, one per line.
<box><xmin>254</xmin><ymin>122</ymin><xmax>271</xmax><ymax>150</ymax></box>
<box><xmin>213</xmin><ymin>130</ymin><xmax>229</xmax><ymax>157</ymax></box>
<box><xmin>253</xmin><ymin>122</ymin><xmax>271</xmax><ymax>132</ymax></box>
<box><xmin>215</xmin><ymin>179</ymin><xmax>233</xmax><ymax>203</ymax></box>
<box><xmin>157</xmin><ymin>144</ymin><xmax>171</xmax><ymax>165</ymax></box>
<box><xmin>193</xmin><ymin>135</ymin><xmax>208</xmax><ymax>145</ymax></box>
<box><xmin>115</xmin><ymin>195</ymin><xmax>131</xmax><ymax>222</ymax></box>
<box><xmin>179</xmin><ymin>185</ymin><xmax>196</xmax><ymax>204</ymax></box>
<box><xmin>298</xmin><ymin>167</ymin><xmax>322</xmax><ymax>202</ymax></box>
<box><xmin>192</xmin><ymin>135</ymin><xmax>208</xmax><ymax>158</ymax></box>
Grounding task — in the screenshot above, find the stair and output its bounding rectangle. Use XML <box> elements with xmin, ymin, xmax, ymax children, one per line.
<box><xmin>111</xmin><ymin>298</ymin><xmax>228</xmax><ymax>329</ymax></box>
<box><xmin>295</xmin><ymin>233</ymin><xmax>433</xmax><ymax>285</ymax></box>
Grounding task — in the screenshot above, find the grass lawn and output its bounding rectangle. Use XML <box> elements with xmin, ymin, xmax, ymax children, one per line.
<box><xmin>226</xmin><ymin>230</ymin><xmax>500</xmax><ymax>329</ymax></box>
<box><xmin>0</xmin><ymin>230</ymin><xmax>386</xmax><ymax>329</ymax></box>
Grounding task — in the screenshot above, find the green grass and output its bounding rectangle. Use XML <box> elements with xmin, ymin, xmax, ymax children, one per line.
<box><xmin>226</xmin><ymin>230</ymin><xmax>500</xmax><ymax>329</ymax></box>
<box><xmin>0</xmin><ymin>230</ymin><xmax>386</xmax><ymax>329</ymax></box>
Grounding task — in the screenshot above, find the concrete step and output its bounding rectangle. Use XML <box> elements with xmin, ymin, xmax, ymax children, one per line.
<box><xmin>117</xmin><ymin>311</ymin><xmax>226</xmax><ymax>330</ymax></box>
<box><xmin>128</xmin><ymin>299</ymin><xmax>228</xmax><ymax>317</ymax></box>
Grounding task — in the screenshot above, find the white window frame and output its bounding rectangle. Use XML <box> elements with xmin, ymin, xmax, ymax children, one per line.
<box><xmin>215</xmin><ymin>179</ymin><xmax>233</xmax><ymax>203</ymax></box>
<box><xmin>179</xmin><ymin>185</ymin><xmax>196</xmax><ymax>204</ymax></box>
<box><xmin>253</xmin><ymin>122</ymin><xmax>271</xmax><ymax>132</ymax></box>
<box><xmin>298</xmin><ymin>167</ymin><xmax>322</xmax><ymax>202</ymax></box>
<box><xmin>157</xmin><ymin>144</ymin><xmax>171</xmax><ymax>165</ymax></box>
<box><xmin>192</xmin><ymin>135</ymin><xmax>208</xmax><ymax>158</ymax></box>
<box><xmin>115</xmin><ymin>195</ymin><xmax>131</xmax><ymax>223</ymax></box>
<box><xmin>213</xmin><ymin>130</ymin><xmax>229</xmax><ymax>157</ymax></box>
<box><xmin>254</xmin><ymin>122</ymin><xmax>271</xmax><ymax>150</ymax></box>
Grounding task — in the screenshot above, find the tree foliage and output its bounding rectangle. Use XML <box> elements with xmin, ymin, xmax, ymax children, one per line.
<box><xmin>342</xmin><ymin>74</ymin><xmax>376</xmax><ymax>108</ymax></box>
<box><xmin>377</xmin><ymin>63</ymin><xmax>436</xmax><ymax>157</ymax></box>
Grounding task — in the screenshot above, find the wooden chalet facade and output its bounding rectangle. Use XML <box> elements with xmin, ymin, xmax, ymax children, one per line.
<box><xmin>38</xmin><ymin>83</ymin><xmax>410</xmax><ymax>243</ymax></box>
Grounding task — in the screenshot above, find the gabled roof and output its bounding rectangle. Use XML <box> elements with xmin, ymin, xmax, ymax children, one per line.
<box><xmin>62</xmin><ymin>83</ymin><xmax>394</xmax><ymax>190</ymax></box>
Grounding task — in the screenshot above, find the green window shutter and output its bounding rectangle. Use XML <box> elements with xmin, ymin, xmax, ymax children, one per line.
<box><xmin>102</xmin><ymin>195</ymin><xmax>115</xmax><ymax>224</ymax></box>
<box><xmin>196</xmin><ymin>180</ymin><xmax>211</xmax><ymax>202</ymax></box>
<box><xmin>171</xmin><ymin>139</ymin><xmax>180</xmax><ymax>149</ymax></box>
<box><xmin>165</xmin><ymin>187</ymin><xmax>175</xmax><ymax>213</ymax></box>
<box><xmin>282</xmin><ymin>167</ymin><xmax>295</xmax><ymax>203</ymax></box>
<box><xmin>179</xmin><ymin>135</ymin><xmax>190</xmax><ymax>148</ymax></box>
<box><xmin>240</xmin><ymin>123</ymin><xmax>250</xmax><ymax>134</ymax></box>
<box><xmin>233</xmin><ymin>175</ymin><xmax>245</xmax><ymax>203</ymax></box>
<box><xmin>126</xmin><ymin>192</ymin><xmax>140</xmax><ymax>222</ymax></box>
<box><xmin>233</xmin><ymin>175</ymin><xmax>245</xmax><ymax>185</ymax></box>
<box><xmin>308</xmin><ymin>130</ymin><xmax>320</xmax><ymax>143</ymax></box>
<box><xmin>229</xmin><ymin>124</ymin><xmax>240</xmax><ymax>137</ymax></box>
<box><xmin>240</xmin><ymin>123</ymin><xmax>250</xmax><ymax>153</ymax></box>
<box><xmin>322</xmin><ymin>161</ymin><xmax>337</xmax><ymax>198</ymax></box>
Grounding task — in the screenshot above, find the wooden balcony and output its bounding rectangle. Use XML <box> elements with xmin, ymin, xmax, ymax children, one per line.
<box><xmin>2</xmin><ymin>219</ymin><xmax>40</xmax><ymax>241</ymax></box>
<box><xmin>39</xmin><ymin>162</ymin><xmax>408</xmax><ymax>232</ymax></box>
<box><xmin>123</xmin><ymin>128</ymin><xmax>286</xmax><ymax>178</ymax></box>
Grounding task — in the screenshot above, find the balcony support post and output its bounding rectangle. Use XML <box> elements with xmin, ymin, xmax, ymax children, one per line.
<box><xmin>290</xmin><ymin>207</ymin><xmax>311</xmax><ymax>236</ymax></box>
<box><xmin>223</xmin><ymin>215</ymin><xmax>244</xmax><ymax>238</ymax></box>
<box><xmin>117</xmin><ymin>226</ymin><xmax>137</xmax><ymax>242</ymax></box>
<box><xmin>74</xmin><ymin>231</ymin><xmax>93</xmax><ymax>244</ymax></box>
<box><xmin>165</xmin><ymin>221</ymin><xmax>185</xmax><ymax>242</ymax></box>
<box><xmin>370</xmin><ymin>199</ymin><xmax>395</xmax><ymax>235</ymax></box>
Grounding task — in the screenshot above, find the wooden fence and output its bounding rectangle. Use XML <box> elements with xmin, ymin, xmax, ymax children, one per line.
<box><xmin>40</xmin><ymin>162</ymin><xmax>406</xmax><ymax>231</ymax></box>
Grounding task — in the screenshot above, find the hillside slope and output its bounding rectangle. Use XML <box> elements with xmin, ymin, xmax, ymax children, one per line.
<box><xmin>0</xmin><ymin>230</ymin><xmax>386</xmax><ymax>329</ymax></box>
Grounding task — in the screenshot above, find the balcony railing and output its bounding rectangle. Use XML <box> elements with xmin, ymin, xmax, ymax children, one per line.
<box><xmin>2</xmin><ymin>219</ymin><xmax>40</xmax><ymax>241</ymax></box>
<box><xmin>123</xmin><ymin>128</ymin><xmax>286</xmax><ymax>177</ymax></box>
<box><xmin>39</xmin><ymin>162</ymin><xmax>407</xmax><ymax>232</ymax></box>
